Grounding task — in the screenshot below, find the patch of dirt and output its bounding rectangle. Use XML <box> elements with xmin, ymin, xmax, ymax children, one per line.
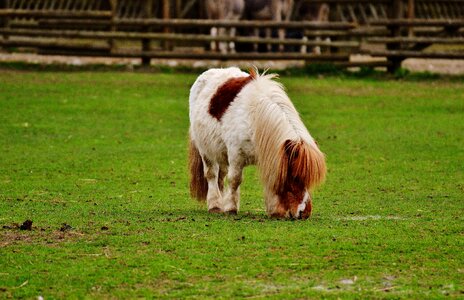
<box><xmin>0</xmin><ymin>229</ymin><xmax>86</xmax><ymax>247</ymax></box>
<box><xmin>2</xmin><ymin>219</ymin><xmax>33</xmax><ymax>231</ymax></box>
<box><xmin>19</xmin><ymin>220</ymin><xmax>33</xmax><ymax>230</ymax></box>
<box><xmin>59</xmin><ymin>223</ymin><xmax>73</xmax><ymax>232</ymax></box>
<box><xmin>0</xmin><ymin>221</ymin><xmax>102</xmax><ymax>247</ymax></box>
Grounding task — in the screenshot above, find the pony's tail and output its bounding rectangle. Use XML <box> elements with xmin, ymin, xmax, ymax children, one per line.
<box><xmin>188</xmin><ymin>135</ymin><xmax>208</xmax><ymax>201</ymax></box>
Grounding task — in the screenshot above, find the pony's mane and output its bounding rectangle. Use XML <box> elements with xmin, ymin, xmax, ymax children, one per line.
<box><xmin>248</xmin><ymin>66</ymin><xmax>278</xmax><ymax>82</ymax></box>
<box><xmin>249</xmin><ymin>72</ymin><xmax>326</xmax><ymax>193</ymax></box>
<box><xmin>276</xmin><ymin>139</ymin><xmax>326</xmax><ymax>193</ymax></box>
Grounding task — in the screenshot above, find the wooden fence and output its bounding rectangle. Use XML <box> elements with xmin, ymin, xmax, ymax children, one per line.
<box><xmin>0</xmin><ymin>0</ymin><xmax>463</xmax><ymax>72</ymax></box>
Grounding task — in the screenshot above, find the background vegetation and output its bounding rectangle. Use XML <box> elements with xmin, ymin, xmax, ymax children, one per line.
<box><xmin>0</xmin><ymin>69</ymin><xmax>463</xmax><ymax>298</ymax></box>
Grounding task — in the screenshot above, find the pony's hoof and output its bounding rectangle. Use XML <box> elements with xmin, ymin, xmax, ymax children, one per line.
<box><xmin>225</xmin><ymin>209</ymin><xmax>237</xmax><ymax>215</ymax></box>
<box><xmin>208</xmin><ymin>207</ymin><xmax>222</xmax><ymax>214</ymax></box>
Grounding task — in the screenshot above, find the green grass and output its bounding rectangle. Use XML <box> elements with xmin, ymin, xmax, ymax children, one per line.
<box><xmin>0</xmin><ymin>69</ymin><xmax>463</xmax><ymax>299</ymax></box>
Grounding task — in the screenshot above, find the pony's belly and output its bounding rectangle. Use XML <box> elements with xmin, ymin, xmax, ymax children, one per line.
<box><xmin>192</xmin><ymin>122</ymin><xmax>228</xmax><ymax>163</ymax></box>
<box><xmin>222</xmin><ymin>130</ymin><xmax>256</xmax><ymax>165</ymax></box>
<box><xmin>220</xmin><ymin>102</ymin><xmax>256</xmax><ymax>165</ymax></box>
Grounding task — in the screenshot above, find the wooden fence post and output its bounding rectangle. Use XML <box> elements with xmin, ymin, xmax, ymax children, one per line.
<box><xmin>1</xmin><ymin>0</ymin><xmax>10</xmax><ymax>48</ymax></box>
<box><xmin>162</xmin><ymin>0</ymin><xmax>171</xmax><ymax>50</ymax></box>
<box><xmin>407</xmin><ymin>0</ymin><xmax>415</xmax><ymax>37</ymax></box>
<box><xmin>141</xmin><ymin>0</ymin><xmax>153</xmax><ymax>66</ymax></box>
<box><xmin>387</xmin><ymin>0</ymin><xmax>403</xmax><ymax>72</ymax></box>
<box><xmin>175</xmin><ymin>0</ymin><xmax>181</xmax><ymax>18</ymax></box>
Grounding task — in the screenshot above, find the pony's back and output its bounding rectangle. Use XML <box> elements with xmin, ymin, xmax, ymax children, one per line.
<box><xmin>189</xmin><ymin>67</ymin><xmax>248</xmax><ymax>111</ymax></box>
<box><xmin>189</xmin><ymin>67</ymin><xmax>250</xmax><ymax>149</ymax></box>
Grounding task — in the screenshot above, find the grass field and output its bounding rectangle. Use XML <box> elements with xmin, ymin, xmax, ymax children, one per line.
<box><xmin>0</xmin><ymin>69</ymin><xmax>463</xmax><ymax>299</ymax></box>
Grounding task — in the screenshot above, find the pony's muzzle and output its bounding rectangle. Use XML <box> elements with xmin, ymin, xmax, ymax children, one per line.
<box><xmin>270</xmin><ymin>196</ymin><xmax>312</xmax><ymax>220</ymax></box>
<box><xmin>293</xmin><ymin>191</ymin><xmax>312</xmax><ymax>220</ymax></box>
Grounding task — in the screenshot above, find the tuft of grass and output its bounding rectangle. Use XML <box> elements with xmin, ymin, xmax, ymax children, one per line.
<box><xmin>0</xmin><ymin>70</ymin><xmax>463</xmax><ymax>298</ymax></box>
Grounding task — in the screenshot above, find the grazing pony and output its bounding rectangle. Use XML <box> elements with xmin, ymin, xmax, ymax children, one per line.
<box><xmin>243</xmin><ymin>0</ymin><xmax>294</xmax><ymax>52</ymax></box>
<box><xmin>189</xmin><ymin>67</ymin><xmax>326</xmax><ymax>219</ymax></box>
<box><xmin>205</xmin><ymin>0</ymin><xmax>245</xmax><ymax>53</ymax></box>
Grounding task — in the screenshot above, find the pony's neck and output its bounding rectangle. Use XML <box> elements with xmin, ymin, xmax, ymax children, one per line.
<box><xmin>252</xmin><ymin>83</ymin><xmax>309</xmax><ymax>147</ymax></box>
<box><xmin>251</xmin><ymin>79</ymin><xmax>304</xmax><ymax>187</ymax></box>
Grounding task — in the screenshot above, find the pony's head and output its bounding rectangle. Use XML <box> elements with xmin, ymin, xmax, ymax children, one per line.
<box><xmin>266</xmin><ymin>139</ymin><xmax>326</xmax><ymax>219</ymax></box>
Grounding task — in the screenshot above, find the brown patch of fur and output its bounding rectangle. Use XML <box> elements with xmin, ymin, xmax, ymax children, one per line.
<box><xmin>188</xmin><ymin>136</ymin><xmax>208</xmax><ymax>201</ymax></box>
<box><xmin>277</xmin><ymin>181</ymin><xmax>306</xmax><ymax>218</ymax></box>
<box><xmin>301</xmin><ymin>198</ymin><xmax>313</xmax><ymax>219</ymax></box>
<box><xmin>275</xmin><ymin>139</ymin><xmax>326</xmax><ymax>194</ymax></box>
<box><xmin>209</xmin><ymin>75</ymin><xmax>254</xmax><ymax>120</ymax></box>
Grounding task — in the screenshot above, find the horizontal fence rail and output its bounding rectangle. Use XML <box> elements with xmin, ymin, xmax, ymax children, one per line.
<box><xmin>0</xmin><ymin>28</ymin><xmax>361</xmax><ymax>48</ymax></box>
<box><xmin>1</xmin><ymin>0</ymin><xmax>464</xmax><ymax>72</ymax></box>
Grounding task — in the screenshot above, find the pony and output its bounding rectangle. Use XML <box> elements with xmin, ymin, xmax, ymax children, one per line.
<box><xmin>205</xmin><ymin>0</ymin><xmax>245</xmax><ymax>53</ymax></box>
<box><xmin>188</xmin><ymin>67</ymin><xmax>326</xmax><ymax>219</ymax></box>
<box><xmin>243</xmin><ymin>0</ymin><xmax>294</xmax><ymax>52</ymax></box>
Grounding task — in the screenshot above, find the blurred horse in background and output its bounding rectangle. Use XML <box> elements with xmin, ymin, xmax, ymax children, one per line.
<box><xmin>243</xmin><ymin>0</ymin><xmax>294</xmax><ymax>51</ymax></box>
<box><xmin>296</xmin><ymin>1</ymin><xmax>330</xmax><ymax>54</ymax></box>
<box><xmin>205</xmin><ymin>0</ymin><xmax>245</xmax><ymax>53</ymax></box>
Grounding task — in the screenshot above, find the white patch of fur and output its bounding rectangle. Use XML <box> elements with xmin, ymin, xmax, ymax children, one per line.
<box><xmin>296</xmin><ymin>191</ymin><xmax>310</xmax><ymax>216</ymax></box>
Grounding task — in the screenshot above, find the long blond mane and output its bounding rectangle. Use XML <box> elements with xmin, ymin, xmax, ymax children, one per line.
<box><xmin>250</xmin><ymin>71</ymin><xmax>326</xmax><ymax>194</ymax></box>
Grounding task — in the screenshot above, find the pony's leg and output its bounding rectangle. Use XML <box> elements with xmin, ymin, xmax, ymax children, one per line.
<box><xmin>223</xmin><ymin>155</ymin><xmax>245</xmax><ymax>214</ymax></box>
<box><xmin>218</xmin><ymin>163</ymin><xmax>227</xmax><ymax>193</ymax></box>
<box><xmin>202</xmin><ymin>156</ymin><xmax>223</xmax><ymax>213</ymax></box>
<box><xmin>264</xmin><ymin>188</ymin><xmax>285</xmax><ymax>218</ymax></box>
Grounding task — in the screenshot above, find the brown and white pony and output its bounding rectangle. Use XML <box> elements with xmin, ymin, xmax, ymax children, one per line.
<box><xmin>243</xmin><ymin>0</ymin><xmax>294</xmax><ymax>52</ymax></box>
<box><xmin>189</xmin><ymin>67</ymin><xmax>326</xmax><ymax>219</ymax></box>
<box><xmin>205</xmin><ymin>0</ymin><xmax>245</xmax><ymax>53</ymax></box>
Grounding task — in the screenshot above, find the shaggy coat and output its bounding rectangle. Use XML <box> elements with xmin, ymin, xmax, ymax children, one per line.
<box><xmin>189</xmin><ymin>67</ymin><xmax>326</xmax><ymax>219</ymax></box>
